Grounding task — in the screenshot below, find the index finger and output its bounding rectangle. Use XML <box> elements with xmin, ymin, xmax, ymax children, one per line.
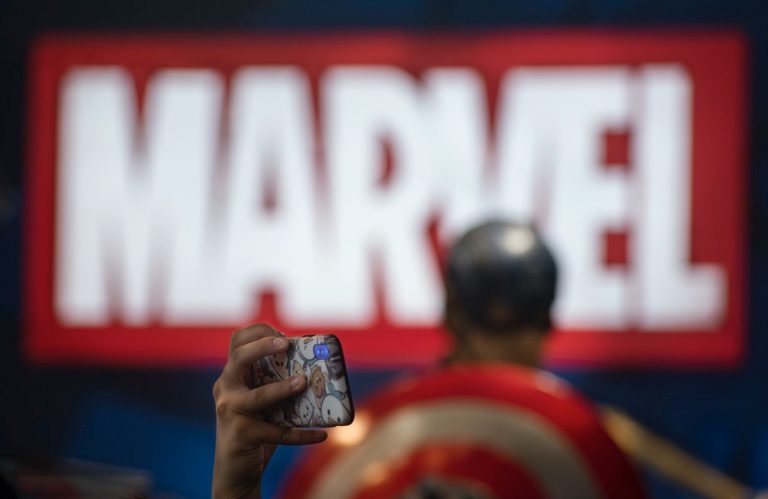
<box><xmin>229</xmin><ymin>323</ymin><xmax>283</xmax><ymax>354</ymax></box>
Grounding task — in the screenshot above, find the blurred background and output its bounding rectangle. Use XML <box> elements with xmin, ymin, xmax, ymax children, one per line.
<box><xmin>1</xmin><ymin>0</ymin><xmax>768</xmax><ymax>498</ymax></box>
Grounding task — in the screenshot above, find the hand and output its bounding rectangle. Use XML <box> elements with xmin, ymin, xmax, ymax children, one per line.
<box><xmin>212</xmin><ymin>324</ymin><xmax>327</xmax><ymax>499</ymax></box>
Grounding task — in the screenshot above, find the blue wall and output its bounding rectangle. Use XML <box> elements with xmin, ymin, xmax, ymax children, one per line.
<box><xmin>1</xmin><ymin>0</ymin><xmax>768</xmax><ymax>497</ymax></box>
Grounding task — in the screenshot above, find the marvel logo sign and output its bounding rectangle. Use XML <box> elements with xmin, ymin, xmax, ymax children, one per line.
<box><xmin>25</xmin><ymin>33</ymin><xmax>745</xmax><ymax>367</ymax></box>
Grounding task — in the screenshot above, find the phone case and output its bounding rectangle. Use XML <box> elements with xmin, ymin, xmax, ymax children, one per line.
<box><xmin>252</xmin><ymin>334</ymin><xmax>355</xmax><ymax>427</ymax></box>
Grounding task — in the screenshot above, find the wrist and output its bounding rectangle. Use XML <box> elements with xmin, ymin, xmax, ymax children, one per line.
<box><xmin>212</xmin><ymin>484</ymin><xmax>261</xmax><ymax>499</ymax></box>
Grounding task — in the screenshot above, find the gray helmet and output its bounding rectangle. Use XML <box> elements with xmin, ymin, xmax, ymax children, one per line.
<box><xmin>446</xmin><ymin>220</ymin><xmax>558</xmax><ymax>332</ymax></box>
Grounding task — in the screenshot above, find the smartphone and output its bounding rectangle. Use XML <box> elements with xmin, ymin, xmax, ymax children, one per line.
<box><xmin>252</xmin><ymin>334</ymin><xmax>355</xmax><ymax>428</ymax></box>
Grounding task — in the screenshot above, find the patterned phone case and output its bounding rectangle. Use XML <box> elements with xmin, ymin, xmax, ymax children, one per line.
<box><xmin>252</xmin><ymin>334</ymin><xmax>355</xmax><ymax>427</ymax></box>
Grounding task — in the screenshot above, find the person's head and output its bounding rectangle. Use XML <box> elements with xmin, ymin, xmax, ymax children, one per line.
<box><xmin>443</xmin><ymin>220</ymin><xmax>558</xmax><ymax>367</ymax></box>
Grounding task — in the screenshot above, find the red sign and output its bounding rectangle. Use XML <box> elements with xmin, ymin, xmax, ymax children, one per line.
<box><xmin>24</xmin><ymin>32</ymin><xmax>746</xmax><ymax>368</ymax></box>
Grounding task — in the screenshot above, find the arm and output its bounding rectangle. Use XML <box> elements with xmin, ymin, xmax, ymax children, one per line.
<box><xmin>212</xmin><ymin>323</ymin><xmax>327</xmax><ymax>499</ymax></box>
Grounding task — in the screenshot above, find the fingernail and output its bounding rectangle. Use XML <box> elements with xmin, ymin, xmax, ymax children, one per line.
<box><xmin>273</xmin><ymin>337</ymin><xmax>287</xmax><ymax>347</ymax></box>
<box><xmin>290</xmin><ymin>375</ymin><xmax>305</xmax><ymax>389</ymax></box>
